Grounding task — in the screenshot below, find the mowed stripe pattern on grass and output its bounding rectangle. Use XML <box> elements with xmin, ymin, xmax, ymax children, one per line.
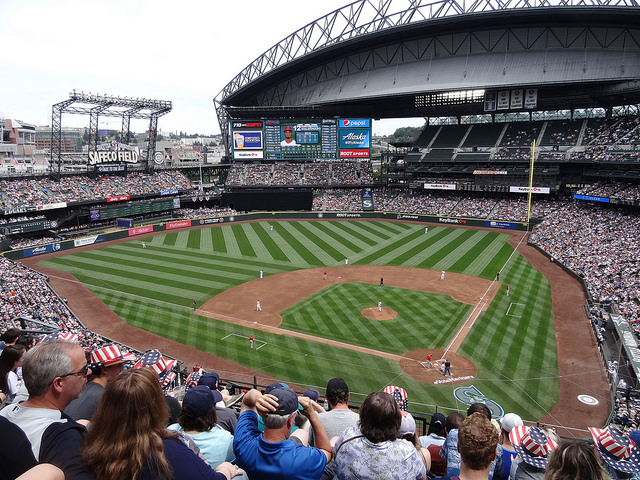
<box><xmin>38</xmin><ymin>221</ymin><xmax>556</xmax><ymax>418</ymax></box>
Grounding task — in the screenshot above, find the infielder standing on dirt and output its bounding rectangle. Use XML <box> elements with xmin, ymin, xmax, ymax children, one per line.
<box><xmin>256</xmin><ymin>300</ymin><xmax>262</xmax><ymax>311</ymax></box>
<box><xmin>441</xmin><ymin>270</ymin><xmax>446</xmax><ymax>280</ymax></box>
<box><xmin>378</xmin><ymin>300</ymin><xmax>382</xmax><ymax>312</ymax></box>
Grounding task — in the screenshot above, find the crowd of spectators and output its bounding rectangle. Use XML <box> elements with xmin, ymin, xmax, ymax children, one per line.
<box><xmin>226</xmin><ymin>162</ymin><xmax>373</xmax><ymax>187</ymax></box>
<box><xmin>311</xmin><ymin>189</ymin><xmax>563</xmax><ymax>221</ymax></box>
<box><xmin>530</xmin><ymin>202</ymin><xmax>640</xmax><ymax>337</ymax></box>
<box><xmin>0</xmin><ymin>172</ymin><xmax>194</xmax><ymax>211</ymax></box>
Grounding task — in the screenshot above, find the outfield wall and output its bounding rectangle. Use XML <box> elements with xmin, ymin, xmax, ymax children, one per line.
<box><xmin>3</xmin><ymin>211</ymin><xmax>530</xmax><ymax>261</ymax></box>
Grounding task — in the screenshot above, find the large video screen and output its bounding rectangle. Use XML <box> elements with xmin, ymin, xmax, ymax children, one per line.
<box><xmin>230</xmin><ymin>118</ymin><xmax>371</xmax><ymax>161</ymax></box>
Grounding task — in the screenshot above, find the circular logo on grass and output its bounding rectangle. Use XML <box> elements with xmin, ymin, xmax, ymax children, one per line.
<box><xmin>577</xmin><ymin>395</ymin><xmax>599</xmax><ymax>405</ymax></box>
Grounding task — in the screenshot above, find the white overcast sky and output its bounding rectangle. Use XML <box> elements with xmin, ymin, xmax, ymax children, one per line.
<box><xmin>0</xmin><ymin>0</ymin><xmax>425</xmax><ymax>137</ymax></box>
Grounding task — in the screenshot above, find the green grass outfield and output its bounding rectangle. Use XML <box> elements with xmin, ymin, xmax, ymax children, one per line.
<box><xmin>37</xmin><ymin>220</ymin><xmax>557</xmax><ymax>419</ymax></box>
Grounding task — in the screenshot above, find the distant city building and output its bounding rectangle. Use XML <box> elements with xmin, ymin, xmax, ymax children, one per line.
<box><xmin>0</xmin><ymin>111</ymin><xmax>36</xmax><ymax>166</ymax></box>
<box><xmin>35</xmin><ymin>126</ymin><xmax>83</xmax><ymax>154</ymax></box>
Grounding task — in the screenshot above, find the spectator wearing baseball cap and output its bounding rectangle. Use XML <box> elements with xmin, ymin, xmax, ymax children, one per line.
<box><xmin>64</xmin><ymin>344</ymin><xmax>132</xmax><ymax>423</ymax></box>
<box><xmin>419</xmin><ymin>413</ymin><xmax>447</xmax><ymax>477</ymax></box>
<box><xmin>311</xmin><ymin>378</ymin><xmax>359</xmax><ymax>445</ymax></box>
<box><xmin>499</xmin><ymin>412</ymin><xmax>523</xmax><ymax>479</ymax></box>
<box><xmin>168</xmin><ymin>385</ymin><xmax>235</xmax><ymax>469</ymax></box>
<box><xmin>198</xmin><ymin>372</ymin><xmax>238</xmax><ymax>434</ymax></box>
<box><xmin>398</xmin><ymin>412</ymin><xmax>432</xmax><ymax>474</ymax></box>
<box><xmin>233</xmin><ymin>387</ymin><xmax>332</xmax><ymax>479</ymax></box>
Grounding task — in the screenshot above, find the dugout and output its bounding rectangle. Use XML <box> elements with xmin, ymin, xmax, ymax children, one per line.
<box><xmin>221</xmin><ymin>189</ymin><xmax>312</xmax><ymax>211</ymax></box>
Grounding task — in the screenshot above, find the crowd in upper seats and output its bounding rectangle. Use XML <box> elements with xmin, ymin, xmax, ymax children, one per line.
<box><xmin>0</xmin><ymin>172</ymin><xmax>194</xmax><ymax>211</ymax></box>
<box><xmin>226</xmin><ymin>162</ymin><xmax>374</xmax><ymax>187</ymax></box>
<box><xmin>312</xmin><ymin>189</ymin><xmax>565</xmax><ymax>221</ymax></box>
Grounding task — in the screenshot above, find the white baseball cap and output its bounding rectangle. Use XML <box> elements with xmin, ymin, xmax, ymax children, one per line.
<box><xmin>500</xmin><ymin>413</ymin><xmax>524</xmax><ymax>432</ymax></box>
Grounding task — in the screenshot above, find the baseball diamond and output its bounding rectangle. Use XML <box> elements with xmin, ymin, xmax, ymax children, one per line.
<box><xmin>26</xmin><ymin>218</ymin><xmax>610</xmax><ymax>435</ymax></box>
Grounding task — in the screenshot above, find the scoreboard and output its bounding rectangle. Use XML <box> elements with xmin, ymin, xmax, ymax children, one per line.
<box><xmin>89</xmin><ymin>199</ymin><xmax>178</xmax><ymax>222</ymax></box>
<box><xmin>231</xmin><ymin>118</ymin><xmax>371</xmax><ymax>161</ymax></box>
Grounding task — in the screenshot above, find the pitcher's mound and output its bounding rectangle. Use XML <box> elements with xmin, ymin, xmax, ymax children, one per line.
<box><xmin>361</xmin><ymin>307</ymin><xmax>397</xmax><ymax>320</ymax></box>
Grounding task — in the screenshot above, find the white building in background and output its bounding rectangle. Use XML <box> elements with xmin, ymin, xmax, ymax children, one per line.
<box><xmin>0</xmin><ymin>110</ymin><xmax>45</xmax><ymax>175</ymax></box>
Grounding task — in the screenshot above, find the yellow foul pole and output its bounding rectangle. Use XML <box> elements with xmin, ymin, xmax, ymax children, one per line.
<box><xmin>526</xmin><ymin>140</ymin><xmax>536</xmax><ymax>230</ymax></box>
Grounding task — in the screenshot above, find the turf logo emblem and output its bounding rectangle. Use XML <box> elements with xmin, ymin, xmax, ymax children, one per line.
<box><xmin>453</xmin><ymin>385</ymin><xmax>504</xmax><ymax>419</ymax></box>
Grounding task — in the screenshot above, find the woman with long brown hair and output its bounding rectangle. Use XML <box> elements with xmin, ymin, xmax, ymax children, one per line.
<box><xmin>83</xmin><ymin>368</ymin><xmax>241</xmax><ymax>480</ymax></box>
<box><xmin>0</xmin><ymin>344</ymin><xmax>26</xmax><ymax>404</ymax></box>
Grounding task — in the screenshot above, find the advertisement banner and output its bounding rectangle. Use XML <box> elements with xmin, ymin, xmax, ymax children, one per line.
<box><xmin>166</xmin><ymin>220</ymin><xmax>192</xmax><ymax>230</ymax></box>
<box><xmin>339</xmin><ymin>129</ymin><xmax>370</xmax><ymax>149</ymax></box>
<box><xmin>73</xmin><ymin>236</ymin><xmax>102</xmax><ymax>247</ymax></box>
<box><xmin>232</xmin><ymin>131</ymin><xmax>263</xmax><ymax>149</ymax></box>
<box><xmin>484</xmin><ymin>221</ymin><xmax>516</xmax><ymax>230</ymax></box>
<box><xmin>233</xmin><ymin>151</ymin><xmax>264</xmax><ymax>160</ymax></box>
<box><xmin>573</xmin><ymin>194</ymin><xmax>610</xmax><ymax>203</ymax></box>
<box><xmin>107</xmin><ymin>195</ymin><xmax>130</xmax><ymax>202</ymax></box>
<box><xmin>340</xmin><ymin>119</ymin><xmax>370</xmax><ymax>128</ymax></box>
<box><xmin>423</xmin><ymin>183</ymin><xmax>456</xmax><ymax>190</ymax></box>
<box><xmin>22</xmin><ymin>243</ymin><xmax>62</xmax><ymax>257</ymax></box>
<box><xmin>339</xmin><ymin>149</ymin><xmax>369</xmax><ymax>158</ymax></box>
<box><xmin>509</xmin><ymin>186</ymin><xmax>550</xmax><ymax>194</ymax></box>
<box><xmin>473</xmin><ymin>170</ymin><xmax>508</xmax><ymax>175</ymax></box>
<box><xmin>128</xmin><ymin>225</ymin><xmax>154</xmax><ymax>236</ymax></box>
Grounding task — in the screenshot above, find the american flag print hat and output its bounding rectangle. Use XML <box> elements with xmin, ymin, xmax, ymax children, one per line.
<box><xmin>589</xmin><ymin>426</ymin><xmax>640</xmax><ymax>474</ymax></box>
<box><xmin>509</xmin><ymin>426</ymin><xmax>557</xmax><ymax>469</ymax></box>
<box><xmin>384</xmin><ymin>385</ymin><xmax>408</xmax><ymax>411</ymax></box>
<box><xmin>89</xmin><ymin>344</ymin><xmax>132</xmax><ymax>368</ymax></box>
<box><xmin>38</xmin><ymin>331</ymin><xmax>79</xmax><ymax>345</ymax></box>
<box><xmin>134</xmin><ymin>349</ymin><xmax>177</xmax><ymax>390</ymax></box>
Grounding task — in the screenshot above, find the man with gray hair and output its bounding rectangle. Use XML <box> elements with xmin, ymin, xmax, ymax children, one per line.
<box><xmin>233</xmin><ymin>387</ymin><xmax>332</xmax><ymax>479</ymax></box>
<box><xmin>0</xmin><ymin>339</ymin><xmax>92</xmax><ymax>480</ymax></box>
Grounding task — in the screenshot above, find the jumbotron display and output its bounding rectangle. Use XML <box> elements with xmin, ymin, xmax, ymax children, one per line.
<box><xmin>230</xmin><ymin>118</ymin><xmax>371</xmax><ymax>161</ymax></box>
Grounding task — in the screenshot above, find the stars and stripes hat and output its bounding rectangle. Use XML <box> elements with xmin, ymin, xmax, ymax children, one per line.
<box><xmin>134</xmin><ymin>349</ymin><xmax>177</xmax><ymax>390</ymax></box>
<box><xmin>38</xmin><ymin>331</ymin><xmax>79</xmax><ymax>344</ymax></box>
<box><xmin>186</xmin><ymin>370</ymin><xmax>204</xmax><ymax>389</ymax></box>
<box><xmin>89</xmin><ymin>344</ymin><xmax>135</xmax><ymax>368</ymax></box>
<box><xmin>509</xmin><ymin>426</ymin><xmax>557</xmax><ymax>468</ymax></box>
<box><xmin>589</xmin><ymin>426</ymin><xmax>640</xmax><ymax>474</ymax></box>
<box><xmin>384</xmin><ymin>385</ymin><xmax>409</xmax><ymax>411</ymax></box>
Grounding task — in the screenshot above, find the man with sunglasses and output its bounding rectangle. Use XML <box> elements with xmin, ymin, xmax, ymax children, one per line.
<box><xmin>0</xmin><ymin>339</ymin><xmax>93</xmax><ymax>479</ymax></box>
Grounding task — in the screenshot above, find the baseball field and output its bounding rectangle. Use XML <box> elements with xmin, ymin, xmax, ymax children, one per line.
<box><xmin>33</xmin><ymin>219</ymin><xmax>573</xmax><ymax>423</ymax></box>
